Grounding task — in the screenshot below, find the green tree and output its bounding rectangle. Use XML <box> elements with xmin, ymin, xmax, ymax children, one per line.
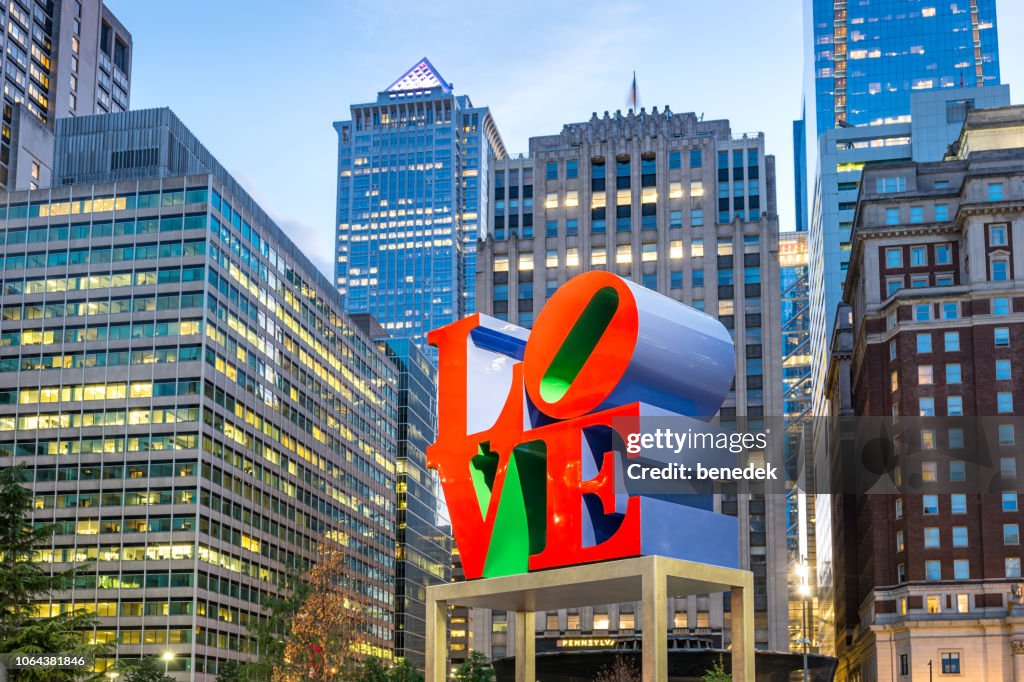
<box><xmin>454</xmin><ymin>651</ymin><xmax>494</xmax><ymax>682</ymax></box>
<box><xmin>214</xmin><ymin>659</ymin><xmax>243</xmax><ymax>682</ymax></box>
<box><xmin>0</xmin><ymin>465</ymin><xmax>107</xmax><ymax>681</ymax></box>
<box><xmin>240</xmin><ymin>568</ymin><xmax>311</xmax><ymax>682</ymax></box>
<box><xmin>121</xmin><ymin>658</ymin><xmax>175</xmax><ymax>682</ymax></box>
<box><xmin>356</xmin><ymin>657</ymin><xmax>389</xmax><ymax>682</ymax></box>
<box><xmin>702</xmin><ymin>654</ymin><xmax>732</xmax><ymax>682</ymax></box>
<box><xmin>387</xmin><ymin>659</ymin><xmax>423</xmax><ymax>682</ymax></box>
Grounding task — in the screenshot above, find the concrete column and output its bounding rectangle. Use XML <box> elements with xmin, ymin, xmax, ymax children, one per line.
<box><xmin>730</xmin><ymin>581</ymin><xmax>755</xmax><ymax>682</ymax></box>
<box><xmin>1012</xmin><ymin>640</ymin><xmax>1024</xmax><ymax>681</ymax></box>
<box><xmin>642</xmin><ymin>560</ymin><xmax>668</xmax><ymax>682</ymax></box>
<box><xmin>425</xmin><ymin>594</ymin><xmax>447</xmax><ymax>682</ymax></box>
<box><xmin>514</xmin><ymin>610</ymin><xmax>535</xmax><ymax>682</ymax></box>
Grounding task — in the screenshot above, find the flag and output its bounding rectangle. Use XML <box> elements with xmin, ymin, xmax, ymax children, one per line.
<box><xmin>627</xmin><ymin>72</ymin><xmax>639</xmax><ymax>111</ymax></box>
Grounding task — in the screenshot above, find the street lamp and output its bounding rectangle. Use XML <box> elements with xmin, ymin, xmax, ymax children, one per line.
<box><xmin>161</xmin><ymin>651</ymin><xmax>174</xmax><ymax>675</ymax></box>
<box><xmin>796</xmin><ymin>560</ymin><xmax>812</xmax><ymax>682</ymax></box>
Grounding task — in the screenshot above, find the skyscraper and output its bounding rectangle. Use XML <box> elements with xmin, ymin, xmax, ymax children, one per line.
<box><xmin>2</xmin><ymin>0</ymin><xmax>132</xmax><ymax>190</ymax></box>
<box><xmin>825</xmin><ymin>105</ymin><xmax>1024</xmax><ymax>681</ymax></box>
<box><xmin>351</xmin><ymin>313</ymin><xmax>449</xmax><ymax>671</ymax></box>
<box><xmin>799</xmin><ymin>1</ymin><xmax>1003</xmax><ymax>419</ymax></box>
<box><xmin>5</xmin><ymin>108</ymin><xmax>400</xmax><ymax>678</ymax></box>
<box><xmin>475</xmin><ymin>107</ymin><xmax>789</xmax><ymax>656</ymax></box>
<box><xmin>334</xmin><ymin>59</ymin><xmax>505</xmax><ymax>359</ymax></box>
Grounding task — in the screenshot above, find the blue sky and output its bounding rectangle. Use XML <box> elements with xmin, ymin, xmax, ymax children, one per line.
<box><xmin>107</xmin><ymin>0</ymin><xmax>1024</xmax><ymax>278</ymax></box>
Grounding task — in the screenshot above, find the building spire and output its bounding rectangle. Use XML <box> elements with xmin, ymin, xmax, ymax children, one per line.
<box><xmin>626</xmin><ymin>71</ymin><xmax>639</xmax><ymax>112</ymax></box>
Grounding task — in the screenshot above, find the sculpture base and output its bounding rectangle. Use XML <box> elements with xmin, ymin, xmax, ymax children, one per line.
<box><xmin>425</xmin><ymin>555</ymin><xmax>755</xmax><ymax>682</ymax></box>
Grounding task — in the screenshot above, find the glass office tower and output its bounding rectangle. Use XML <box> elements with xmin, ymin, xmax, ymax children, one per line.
<box><xmin>334</xmin><ymin>59</ymin><xmax>506</xmax><ymax>360</ymax></box>
<box><xmin>3</xmin><ymin>109</ymin><xmax>400</xmax><ymax>679</ymax></box>
<box><xmin>806</xmin><ymin>0</ymin><xmax>999</xmax><ymax>136</ymax></box>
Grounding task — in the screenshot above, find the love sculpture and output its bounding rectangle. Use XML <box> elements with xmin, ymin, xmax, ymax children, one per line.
<box><xmin>428</xmin><ymin>271</ymin><xmax>740</xmax><ymax>579</ymax></box>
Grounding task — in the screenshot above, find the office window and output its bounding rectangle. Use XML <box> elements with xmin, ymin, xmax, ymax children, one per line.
<box><xmin>949</xmin><ymin>428</ymin><xmax>964</xmax><ymax>449</ymax></box>
<box><xmin>917</xmin><ymin>334</ymin><xmax>932</xmax><ymax>353</ymax></box>
<box><xmin>1008</xmin><ymin>558</ymin><xmax>1022</xmax><ymax>579</ymax></box>
<box><xmin>897</xmin><ymin>563</ymin><xmax>906</xmax><ymax>582</ymax></box>
<box><xmin>886</xmin><ymin>278</ymin><xmax>903</xmax><ymax>296</ymax></box>
<box><xmin>993</xmin><ymin>297</ymin><xmax>1010</xmax><ymax>315</ymax></box>
<box><xmin>890</xmin><ymin>340</ymin><xmax>897</xmax><ymax>361</ymax></box>
<box><xmin>896</xmin><ymin>530</ymin><xmax>905</xmax><ymax>552</ymax></box>
<box><xmin>886</xmin><ymin>247</ymin><xmax>903</xmax><ymax>267</ymax></box>
<box><xmin>1002</xmin><ymin>457</ymin><xmax>1018</xmax><ymax>478</ymax></box>
<box><xmin>545</xmin><ymin>220</ymin><xmax>558</xmax><ymax>237</ymax></box>
<box><xmin>940</xmin><ymin>653</ymin><xmax>961</xmax><ymax>675</ymax></box>
<box><xmin>591</xmin><ymin>248</ymin><xmax>607</xmax><ymax>266</ymax></box>
<box><xmin>670</xmin><ymin>271</ymin><xmax>682</xmax><ymax>289</ymax></box>
<box><xmin>952</xmin><ymin>526</ymin><xmax>968</xmax><ymax>547</ymax></box>
<box><xmin>518</xmin><ymin>253</ymin><xmax>534</xmax><ymax>271</ymax></box>
<box><xmin>886</xmin><ymin>208</ymin><xmax>899</xmax><ymax>225</ymax></box>
<box><xmin>998</xmin><ymin>392</ymin><xmax>1014</xmax><ymax>413</ymax></box>
<box><xmin>954</xmin><ymin>559</ymin><xmax>971</xmax><ymax>580</ymax></box>
<box><xmin>690</xmin><ymin>180</ymin><xmax>704</xmax><ymax>197</ymax></box>
<box><xmin>891</xmin><ymin>371</ymin><xmax>900</xmax><ymax>392</ymax></box>
<box><xmin>997</xmin><ymin>359</ymin><xmax>1011</xmax><ymax>380</ymax></box>
<box><xmin>1006</xmin><ymin>524</ymin><xmax>1020</xmax><ymax>545</ymax></box>
<box><xmin>949</xmin><ymin>459</ymin><xmax>965</xmax><ymax>480</ymax></box>
<box><xmin>937</xmin><ymin>274</ymin><xmax>954</xmax><ymax>286</ymax></box>
<box><xmin>692</xmin><ymin>270</ymin><xmax>704</xmax><ymax>287</ymax></box>
<box><xmin>691</xmin><ymin>208</ymin><xmax>703</xmax><ymax>226</ymax></box>
<box><xmin>911</xmin><ymin>246</ymin><xmax>927</xmax><ymax>265</ymax></box>
<box><xmin>545</xmin><ymin>250</ymin><xmax>558</xmax><ymax>268</ymax></box>
<box><xmin>989</xmin><ymin>183</ymin><xmax>1004</xmax><ymax>202</ymax></box>
<box><xmin>878</xmin><ymin>177</ymin><xmax>906</xmax><ymax>193</ymax></box>
<box><xmin>911</xmin><ymin>275</ymin><xmax>929</xmax><ymax>288</ymax></box>
<box><xmin>942</xmin><ymin>302</ymin><xmax>958</xmax><ymax>320</ymax></box>
<box><xmin>944</xmin><ymin>332</ymin><xmax>960</xmax><ymax>351</ymax></box>
<box><xmin>919</xmin><ymin>398</ymin><xmax>935</xmax><ymax>417</ymax></box>
<box><xmin>956</xmin><ymin>594</ymin><xmax>969</xmax><ymax>613</ymax></box>
<box><xmin>1003</xmin><ymin>492</ymin><xmax>1018</xmax><ymax>512</ymax></box>
<box><xmin>615</xmin><ymin>245</ymin><xmax>632</xmax><ymax>264</ymax></box>
<box><xmin>925</xmin><ymin>560</ymin><xmax>941</xmax><ymax>581</ymax></box>
<box><xmin>952</xmin><ymin>494</ymin><xmax>967</xmax><ymax>514</ymax></box>
<box><xmin>895</xmin><ymin>498</ymin><xmax>903</xmax><ymax>518</ymax></box>
<box><xmin>923</xmin><ymin>527</ymin><xmax>940</xmax><ymax>547</ymax></box>
<box><xmin>1000</xmin><ymin>424</ymin><xmax>1016</xmax><ymax>445</ymax></box>
<box><xmin>546</xmin><ymin>161</ymin><xmax>558</xmax><ymax>180</ymax></box>
<box><xmin>670</xmin><ymin>210</ymin><xmax>683</xmax><ymax>227</ymax></box>
<box><xmin>947</xmin><ymin>396</ymin><xmax>963</xmax><ymax>416</ymax></box>
<box><xmin>945</xmin><ymin>364</ymin><xmax>961</xmax><ymax>384</ymax></box>
<box><xmin>620</xmin><ymin>613</ymin><xmax>635</xmax><ymax>630</ymax></box>
<box><xmin>915</xmin><ymin>304</ymin><xmax>931</xmax><ymax>321</ymax></box>
<box><xmin>910</xmin><ymin>207</ymin><xmax>923</xmax><ymax>224</ymax></box>
<box><xmin>566</xmin><ymin>160</ymin><xmax>578</xmax><ymax>178</ymax></box>
<box><xmin>923</xmin><ymin>495</ymin><xmax>939</xmax><ymax>514</ymax></box>
<box><xmin>641</xmin><ymin>243</ymin><xmax>657</xmax><ymax>262</ymax></box>
<box><xmin>921</xmin><ymin>430</ymin><xmax>936</xmax><ymax>450</ymax></box>
<box><xmin>690</xmin><ymin>149</ymin><xmax>702</xmax><ymax>168</ymax></box>
<box><xmin>565</xmin><ymin>190</ymin><xmax>579</xmax><ymax>208</ymax></box>
<box><xmin>566</xmin><ymin>218</ymin><xmax>578</xmax><ymax>236</ymax></box>
<box><xmin>996</xmin><ymin>328</ymin><xmax>1011</xmax><ymax>347</ymax></box>
<box><xmin>935</xmin><ymin>204</ymin><xmax>949</xmax><ymax>221</ymax></box>
<box><xmin>990</xmin><ymin>224</ymin><xmax>1008</xmax><ymax>246</ymax></box>
<box><xmin>545</xmin><ymin>192</ymin><xmax>558</xmax><ymax>209</ymax></box>
<box><xmin>899</xmin><ymin>654</ymin><xmax>908</xmax><ymax>676</ymax></box>
<box><xmin>928</xmin><ymin>595</ymin><xmax>943</xmax><ymax>614</ymax></box>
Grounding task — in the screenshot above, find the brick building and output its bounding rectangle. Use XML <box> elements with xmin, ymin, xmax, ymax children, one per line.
<box><xmin>826</xmin><ymin>106</ymin><xmax>1024</xmax><ymax>681</ymax></box>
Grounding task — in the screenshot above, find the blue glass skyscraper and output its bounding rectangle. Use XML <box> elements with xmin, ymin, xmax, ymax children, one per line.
<box><xmin>805</xmin><ymin>0</ymin><xmax>999</xmax><ymax>138</ymax></box>
<box><xmin>334</xmin><ymin>59</ymin><xmax>506</xmax><ymax>359</ymax></box>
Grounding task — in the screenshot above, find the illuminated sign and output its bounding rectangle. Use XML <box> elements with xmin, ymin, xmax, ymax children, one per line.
<box><xmin>427</xmin><ymin>271</ymin><xmax>739</xmax><ymax>580</ymax></box>
<box><xmin>556</xmin><ymin>638</ymin><xmax>618</xmax><ymax>649</ymax></box>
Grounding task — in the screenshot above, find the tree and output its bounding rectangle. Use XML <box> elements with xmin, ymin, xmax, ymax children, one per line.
<box><xmin>121</xmin><ymin>658</ymin><xmax>174</xmax><ymax>682</ymax></box>
<box><xmin>356</xmin><ymin>657</ymin><xmax>390</xmax><ymax>682</ymax></box>
<box><xmin>0</xmin><ymin>465</ymin><xmax>108</xmax><ymax>681</ymax></box>
<box><xmin>387</xmin><ymin>659</ymin><xmax>423</xmax><ymax>682</ymax></box>
<box><xmin>273</xmin><ymin>544</ymin><xmax>367</xmax><ymax>682</ymax></box>
<box><xmin>594</xmin><ymin>656</ymin><xmax>640</xmax><ymax>682</ymax></box>
<box><xmin>454</xmin><ymin>651</ymin><xmax>494</xmax><ymax>682</ymax></box>
<box><xmin>214</xmin><ymin>659</ymin><xmax>243</xmax><ymax>682</ymax></box>
<box><xmin>702</xmin><ymin>654</ymin><xmax>732</xmax><ymax>682</ymax></box>
<box><xmin>243</xmin><ymin>568</ymin><xmax>311</xmax><ymax>682</ymax></box>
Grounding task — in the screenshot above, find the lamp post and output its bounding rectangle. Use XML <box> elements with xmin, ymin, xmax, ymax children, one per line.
<box><xmin>797</xmin><ymin>560</ymin><xmax>811</xmax><ymax>682</ymax></box>
<box><xmin>161</xmin><ymin>651</ymin><xmax>174</xmax><ymax>675</ymax></box>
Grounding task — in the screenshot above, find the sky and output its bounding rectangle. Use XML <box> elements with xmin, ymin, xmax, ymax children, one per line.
<box><xmin>107</xmin><ymin>0</ymin><xmax>1024</xmax><ymax>278</ymax></box>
